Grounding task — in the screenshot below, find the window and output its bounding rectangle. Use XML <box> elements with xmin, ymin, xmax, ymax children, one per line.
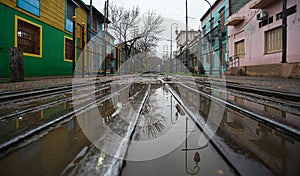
<box><xmin>92</xmin><ymin>16</ymin><xmax>98</xmax><ymax>32</ymax></box>
<box><xmin>259</xmin><ymin>17</ymin><xmax>273</xmax><ymax>28</ymax></box>
<box><xmin>65</xmin><ymin>0</ymin><xmax>77</xmax><ymax>32</ymax></box>
<box><xmin>64</xmin><ymin>36</ymin><xmax>73</xmax><ymax>62</ymax></box>
<box><xmin>265</xmin><ymin>27</ymin><xmax>282</xmax><ymax>54</ymax></box>
<box><xmin>276</xmin><ymin>5</ymin><xmax>297</xmax><ymax>20</ymax></box>
<box><xmin>15</xmin><ymin>16</ymin><xmax>42</xmax><ymax>57</ymax></box>
<box><xmin>202</xmin><ymin>25</ymin><xmax>206</xmax><ymax>35</ymax></box>
<box><xmin>210</xmin><ymin>17</ymin><xmax>214</xmax><ymax>31</ymax></box>
<box><xmin>219</xmin><ymin>7</ymin><xmax>225</xmax><ymax>33</ymax></box>
<box><xmin>17</xmin><ymin>0</ymin><xmax>40</xmax><ymax>16</ymax></box>
<box><xmin>234</xmin><ymin>40</ymin><xmax>245</xmax><ymax>58</ymax></box>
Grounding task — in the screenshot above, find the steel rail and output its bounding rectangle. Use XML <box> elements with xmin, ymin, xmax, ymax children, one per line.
<box><xmin>0</xmin><ymin>84</ymin><xmax>134</xmax><ymax>152</ymax></box>
<box><xmin>163</xmin><ymin>82</ymin><xmax>241</xmax><ymax>176</ymax></box>
<box><xmin>0</xmin><ymin>85</ymin><xmax>111</xmax><ymax>120</ymax></box>
<box><xmin>178</xmin><ymin>83</ymin><xmax>300</xmax><ymax>137</ymax></box>
<box><xmin>196</xmin><ymin>80</ymin><xmax>300</xmax><ymax>102</ymax></box>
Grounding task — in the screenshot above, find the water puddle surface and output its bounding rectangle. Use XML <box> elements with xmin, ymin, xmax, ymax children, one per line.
<box><xmin>122</xmin><ymin>83</ymin><xmax>236</xmax><ymax>176</ymax></box>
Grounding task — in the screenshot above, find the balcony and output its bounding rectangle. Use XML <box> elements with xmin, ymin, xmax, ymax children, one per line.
<box><xmin>225</xmin><ymin>16</ymin><xmax>245</xmax><ymax>26</ymax></box>
<box><xmin>249</xmin><ymin>0</ymin><xmax>274</xmax><ymax>9</ymax></box>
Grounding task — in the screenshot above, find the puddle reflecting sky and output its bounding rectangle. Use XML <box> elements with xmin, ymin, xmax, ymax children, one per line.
<box><xmin>123</xmin><ymin>83</ymin><xmax>236</xmax><ymax>175</ymax></box>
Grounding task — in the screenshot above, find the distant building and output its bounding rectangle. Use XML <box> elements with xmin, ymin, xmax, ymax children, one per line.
<box><xmin>226</xmin><ymin>0</ymin><xmax>300</xmax><ymax>75</ymax></box>
<box><xmin>175</xmin><ymin>30</ymin><xmax>201</xmax><ymax>72</ymax></box>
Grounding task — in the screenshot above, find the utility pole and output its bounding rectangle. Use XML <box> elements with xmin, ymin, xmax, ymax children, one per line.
<box><xmin>218</xmin><ymin>21</ymin><xmax>223</xmax><ymax>78</ymax></box>
<box><xmin>103</xmin><ymin>0</ymin><xmax>109</xmax><ymax>76</ymax></box>
<box><xmin>185</xmin><ymin>0</ymin><xmax>189</xmax><ymax>73</ymax></box>
<box><xmin>282</xmin><ymin>0</ymin><xmax>287</xmax><ymax>63</ymax></box>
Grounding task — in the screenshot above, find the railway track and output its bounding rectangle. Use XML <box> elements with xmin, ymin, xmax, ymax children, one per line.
<box><xmin>175</xmin><ymin>82</ymin><xmax>300</xmax><ymax>136</ymax></box>
<box><xmin>163</xmin><ymin>80</ymin><xmax>300</xmax><ymax>175</ymax></box>
<box><xmin>0</xmin><ymin>81</ymin><xmax>142</xmax><ymax>153</ymax></box>
<box><xmin>0</xmin><ymin>74</ymin><xmax>299</xmax><ymax>175</ymax></box>
<box><xmin>196</xmin><ymin>79</ymin><xmax>300</xmax><ymax>103</ymax></box>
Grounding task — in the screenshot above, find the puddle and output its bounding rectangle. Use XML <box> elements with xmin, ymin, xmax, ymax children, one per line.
<box><xmin>122</xmin><ymin>83</ymin><xmax>236</xmax><ymax>175</ymax></box>
<box><xmin>170</xmin><ymin>83</ymin><xmax>300</xmax><ymax>175</ymax></box>
<box><xmin>0</xmin><ymin>119</ymin><xmax>90</xmax><ymax>176</ymax></box>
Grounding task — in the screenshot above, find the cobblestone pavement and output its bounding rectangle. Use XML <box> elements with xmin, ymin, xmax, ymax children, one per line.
<box><xmin>0</xmin><ymin>75</ymin><xmax>299</xmax><ymax>93</ymax></box>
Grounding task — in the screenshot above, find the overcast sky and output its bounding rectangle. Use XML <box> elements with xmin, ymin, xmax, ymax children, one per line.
<box><xmin>82</xmin><ymin>0</ymin><xmax>216</xmax><ymax>55</ymax></box>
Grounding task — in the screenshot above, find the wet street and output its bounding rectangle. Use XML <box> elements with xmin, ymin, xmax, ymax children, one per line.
<box><xmin>0</xmin><ymin>74</ymin><xmax>300</xmax><ymax>175</ymax></box>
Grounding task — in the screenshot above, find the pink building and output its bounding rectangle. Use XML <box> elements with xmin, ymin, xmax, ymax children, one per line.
<box><xmin>226</xmin><ymin>0</ymin><xmax>300</xmax><ymax>70</ymax></box>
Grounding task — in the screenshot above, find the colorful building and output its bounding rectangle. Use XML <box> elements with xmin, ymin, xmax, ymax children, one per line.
<box><xmin>200</xmin><ymin>0</ymin><xmax>229</xmax><ymax>75</ymax></box>
<box><xmin>0</xmin><ymin>0</ymin><xmax>92</xmax><ymax>78</ymax></box>
<box><xmin>225</xmin><ymin>0</ymin><xmax>300</xmax><ymax>70</ymax></box>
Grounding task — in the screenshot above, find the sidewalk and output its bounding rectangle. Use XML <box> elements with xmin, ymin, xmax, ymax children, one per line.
<box><xmin>0</xmin><ymin>75</ymin><xmax>299</xmax><ymax>93</ymax></box>
<box><xmin>0</xmin><ymin>76</ymin><xmax>73</xmax><ymax>92</ymax></box>
<box><xmin>223</xmin><ymin>75</ymin><xmax>300</xmax><ymax>93</ymax></box>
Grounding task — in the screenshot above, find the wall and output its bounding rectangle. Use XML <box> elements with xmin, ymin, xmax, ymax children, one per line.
<box><xmin>0</xmin><ymin>0</ymin><xmax>89</xmax><ymax>77</ymax></box>
<box><xmin>0</xmin><ymin>4</ymin><xmax>74</xmax><ymax>77</ymax></box>
<box><xmin>227</xmin><ymin>0</ymin><xmax>300</xmax><ymax>67</ymax></box>
<box><xmin>200</xmin><ymin>0</ymin><xmax>229</xmax><ymax>75</ymax></box>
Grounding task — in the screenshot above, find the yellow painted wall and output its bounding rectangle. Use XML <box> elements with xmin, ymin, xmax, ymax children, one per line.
<box><xmin>75</xmin><ymin>4</ymin><xmax>87</xmax><ymax>43</ymax></box>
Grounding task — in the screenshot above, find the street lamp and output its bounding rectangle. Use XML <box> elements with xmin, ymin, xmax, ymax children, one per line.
<box><xmin>203</xmin><ymin>0</ymin><xmax>213</xmax><ymax>75</ymax></box>
<box><xmin>163</xmin><ymin>44</ymin><xmax>169</xmax><ymax>60</ymax></box>
<box><xmin>170</xmin><ymin>23</ymin><xmax>178</xmax><ymax>73</ymax></box>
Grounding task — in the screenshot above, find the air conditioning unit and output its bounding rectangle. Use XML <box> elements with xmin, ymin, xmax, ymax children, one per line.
<box><xmin>256</xmin><ymin>10</ymin><xmax>268</xmax><ymax>20</ymax></box>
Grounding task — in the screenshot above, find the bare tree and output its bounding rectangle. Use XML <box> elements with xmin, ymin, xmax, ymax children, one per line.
<box><xmin>136</xmin><ymin>10</ymin><xmax>165</xmax><ymax>52</ymax></box>
<box><xmin>109</xmin><ymin>3</ymin><xmax>140</xmax><ymax>58</ymax></box>
<box><xmin>109</xmin><ymin>3</ymin><xmax>165</xmax><ymax>57</ymax></box>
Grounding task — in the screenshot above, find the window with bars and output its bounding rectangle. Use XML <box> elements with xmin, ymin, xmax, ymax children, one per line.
<box><xmin>265</xmin><ymin>27</ymin><xmax>282</xmax><ymax>54</ymax></box>
<box><xmin>17</xmin><ymin>17</ymin><xmax>42</xmax><ymax>56</ymax></box>
<box><xmin>64</xmin><ymin>37</ymin><xmax>73</xmax><ymax>62</ymax></box>
<box><xmin>234</xmin><ymin>40</ymin><xmax>245</xmax><ymax>58</ymax></box>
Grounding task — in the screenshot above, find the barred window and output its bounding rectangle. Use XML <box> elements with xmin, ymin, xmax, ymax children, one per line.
<box><xmin>17</xmin><ymin>17</ymin><xmax>42</xmax><ymax>56</ymax></box>
<box><xmin>64</xmin><ymin>37</ymin><xmax>73</xmax><ymax>61</ymax></box>
<box><xmin>265</xmin><ymin>27</ymin><xmax>282</xmax><ymax>54</ymax></box>
<box><xmin>234</xmin><ymin>40</ymin><xmax>245</xmax><ymax>58</ymax></box>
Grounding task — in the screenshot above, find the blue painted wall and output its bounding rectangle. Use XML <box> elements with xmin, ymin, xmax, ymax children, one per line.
<box><xmin>200</xmin><ymin>0</ymin><xmax>229</xmax><ymax>75</ymax></box>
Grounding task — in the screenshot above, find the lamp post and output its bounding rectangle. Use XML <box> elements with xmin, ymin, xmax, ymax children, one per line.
<box><xmin>185</xmin><ymin>0</ymin><xmax>189</xmax><ymax>73</ymax></box>
<box><xmin>203</xmin><ymin>0</ymin><xmax>213</xmax><ymax>75</ymax></box>
<box><xmin>171</xmin><ymin>23</ymin><xmax>178</xmax><ymax>73</ymax></box>
<box><xmin>163</xmin><ymin>44</ymin><xmax>169</xmax><ymax>60</ymax></box>
<box><xmin>163</xmin><ymin>44</ymin><xmax>169</xmax><ymax>72</ymax></box>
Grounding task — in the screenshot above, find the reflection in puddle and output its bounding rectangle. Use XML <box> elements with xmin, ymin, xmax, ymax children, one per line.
<box><xmin>171</xmin><ymin>83</ymin><xmax>300</xmax><ymax>175</ymax></box>
<box><xmin>0</xmin><ymin>101</ymin><xmax>73</xmax><ymax>144</ymax></box>
<box><xmin>0</xmin><ymin>82</ymin><xmax>148</xmax><ymax>175</ymax></box>
<box><xmin>0</xmin><ymin>119</ymin><xmax>90</xmax><ymax>176</ymax></box>
<box><xmin>122</xmin><ymin>83</ymin><xmax>236</xmax><ymax>175</ymax></box>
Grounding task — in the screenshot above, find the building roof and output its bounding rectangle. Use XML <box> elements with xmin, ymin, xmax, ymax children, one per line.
<box><xmin>175</xmin><ymin>30</ymin><xmax>200</xmax><ymax>40</ymax></box>
<box><xmin>87</xmin><ymin>5</ymin><xmax>111</xmax><ymax>24</ymax></box>
<box><xmin>200</xmin><ymin>0</ymin><xmax>222</xmax><ymax>22</ymax></box>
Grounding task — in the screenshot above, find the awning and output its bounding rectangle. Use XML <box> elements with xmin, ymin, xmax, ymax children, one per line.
<box><xmin>225</xmin><ymin>16</ymin><xmax>245</xmax><ymax>26</ymax></box>
<box><xmin>249</xmin><ymin>0</ymin><xmax>274</xmax><ymax>9</ymax></box>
